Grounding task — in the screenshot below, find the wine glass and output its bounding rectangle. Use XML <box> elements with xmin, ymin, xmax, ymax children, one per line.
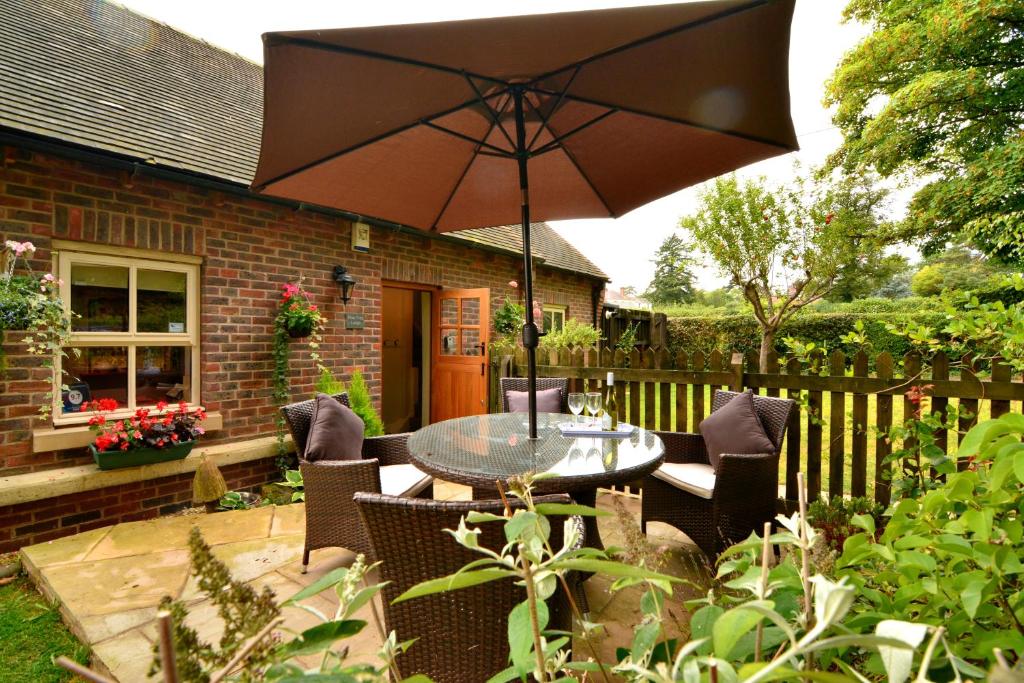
<box><xmin>567</xmin><ymin>392</ymin><xmax>585</xmax><ymax>424</ymax></box>
<box><xmin>585</xmin><ymin>392</ymin><xmax>602</xmax><ymax>425</ymax></box>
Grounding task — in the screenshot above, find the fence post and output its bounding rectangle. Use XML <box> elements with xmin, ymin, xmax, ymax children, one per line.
<box><xmin>729</xmin><ymin>352</ymin><xmax>743</xmax><ymax>392</ymax></box>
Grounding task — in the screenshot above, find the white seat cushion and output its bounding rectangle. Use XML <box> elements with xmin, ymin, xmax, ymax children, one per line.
<box><xmin>381</xmin><ymin>464</ymin><xmax>433</xmax><ymax>498</ymax></box>
<box><xmin>651</xmin><ymin>462</ymin><xmax>716</xmax><ymax>500</ymax></box>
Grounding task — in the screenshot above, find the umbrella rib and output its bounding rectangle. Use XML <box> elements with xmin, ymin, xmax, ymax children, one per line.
<box><xmin>420</xmin><ymin>121</ymin><xmax>514</xmax><ymax>156</ymax></box>
<box><xmin>252</xmin><ymin>95</ymin><xmax>484</xmax><ymax>190</ymax></box>
<box><xmin>529</xmin><ymin>109</ymin><xmax>618</xmax><ymax>157</ymax></box>
<box><xmin>534</xmin><ymin>88</ymin><xmax>798</xmax><ymax>151</ymax></box>
<box><xmin>528</xmin><ymin>0</ymin><xmax>772</xmax><ymax>85</ymax></box>
<box><xmin>269</xmin><ymin>35</ymin><xmax>510</xmax><ymax>88</ymax></box>
<box><xmin>429</xmin><ymin>117</ymin><xmax>500</xmax><ymax>231</ymax></box>
<box><xmin>463</xmin><ymin>74</ymin><xmax>516</xmax><ymax>151</ymax></box>
<box><xmin>526</xmin><ymin>66</ymin><xmax>580</xmax><ymax>151</ymax></box>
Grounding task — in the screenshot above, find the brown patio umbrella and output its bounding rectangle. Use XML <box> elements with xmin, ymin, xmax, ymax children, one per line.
<box><xmin>252</xmin><ymin>0</ymin><xmax>798</xmax><ymax>438</ymax></box>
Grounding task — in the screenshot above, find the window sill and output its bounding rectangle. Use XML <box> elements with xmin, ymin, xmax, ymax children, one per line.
<box><xmin>1</xmin><ymin>432</ymin><xmax>286</xmax><ymax>508</ymax></box>
<box><xmin>32</xmin><ymin>412</ymin><xmax>224</xmax><ymax>453</ymax></box>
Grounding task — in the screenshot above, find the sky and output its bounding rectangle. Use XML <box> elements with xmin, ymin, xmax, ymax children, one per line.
<box><xmin>117</xmin><ymin>0</ymin><xmax>887</xmax><ymax>292</ymax></box>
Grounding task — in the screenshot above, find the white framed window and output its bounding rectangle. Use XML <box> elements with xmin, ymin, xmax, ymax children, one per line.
<box><xmin>542</xmin><ymin>305</ymin><xmax>566</xmax><ymax>333</ymax></box>
<box><xmin>54</xmin><ymin>248</ymin><xmax>200</xmax><ymax>424</ymax></box>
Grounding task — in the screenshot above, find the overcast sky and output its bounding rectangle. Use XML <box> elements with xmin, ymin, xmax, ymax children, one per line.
<box><xmin>119</xmin><ymin>0</ymin><xmax>889</xmax><ymax>292</ymax></box>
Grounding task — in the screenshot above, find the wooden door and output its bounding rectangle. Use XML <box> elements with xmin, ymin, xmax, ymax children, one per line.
<box><xmin>382</xmin><ymin>286</ymin><xmax>417</xmax><ymax>433</ymax></box>
<box><xmin>431</xmin><ymin>288</ymin><xmax>489</xmax><ymax>422</ymax></box>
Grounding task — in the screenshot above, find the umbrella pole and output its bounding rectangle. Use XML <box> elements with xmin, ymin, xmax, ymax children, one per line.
<box><xmin>512</xmin><ymin>86</ymin><xmax>539</xmax><ymax>440</ymax></box>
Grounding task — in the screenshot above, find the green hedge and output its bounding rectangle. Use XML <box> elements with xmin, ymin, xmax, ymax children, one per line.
<box><xmin>666</xmin><ymin>311</ymin><xmax>949</xmax><ymax>360</ymax></box>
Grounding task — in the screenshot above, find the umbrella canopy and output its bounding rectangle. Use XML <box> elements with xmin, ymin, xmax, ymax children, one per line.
<box><xmin>252</xmin><ymin>0</ymin><xmax>798</xmax><ymax>437</ymax></box>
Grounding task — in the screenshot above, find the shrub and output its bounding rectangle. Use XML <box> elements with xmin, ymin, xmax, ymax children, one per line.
<box><xmin>537</xmin><ymin>317</ymin><xmax>601</xmax><ymax>353</ymax></box>
<box><xmin>666</xmin><ymin>311</ymin><xmax>948</xmax><ymax>361</ymax></box>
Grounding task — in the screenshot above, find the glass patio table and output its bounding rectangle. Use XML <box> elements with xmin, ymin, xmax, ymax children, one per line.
<box><xmin>408</xmin><ymin>412</ymin><xmax>664</xmax><ymax>548</ymax></box>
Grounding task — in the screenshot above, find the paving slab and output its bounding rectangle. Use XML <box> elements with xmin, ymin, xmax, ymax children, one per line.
<box><xmin>21</xmin><ymin>485</ymin><xmax>707</xmax><ymax>681</ymax></box>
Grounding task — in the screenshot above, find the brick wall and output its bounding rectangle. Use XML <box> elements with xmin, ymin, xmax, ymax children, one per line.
<box><xmin>0</xmin><ymin>459</ymin><xmax>277</xmax><ymax>554</ymax></box>
<box><xmin>0</xmin><ymin>144</ymin><xmax>605</xmax><ymax>548</ymax></box>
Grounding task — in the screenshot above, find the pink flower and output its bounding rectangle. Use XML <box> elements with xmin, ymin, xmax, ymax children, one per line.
<box><xmin>508</xmin><ymin>280</ymin><xmax>518</xmax><ymax>289</ymax></box>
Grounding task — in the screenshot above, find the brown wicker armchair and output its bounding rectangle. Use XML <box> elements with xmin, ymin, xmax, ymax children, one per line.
<box><xmin>499</xmin><ymin>377</ymin><xmax>569</xmax><ymax>413</ymax></box>
<box><xmin>354</xmin><ymin>492</ymin><xmax>584</xmax><ymax>683</ymax></box>
<box><xmin>641</xmin><ymin>390</ymin><xmax>795</xmax><ymax>558</ymax></box>
<box><xmin>281</xmin><ymin>393</ymin><xmax>433</xmax><ymax>573</ymax></box>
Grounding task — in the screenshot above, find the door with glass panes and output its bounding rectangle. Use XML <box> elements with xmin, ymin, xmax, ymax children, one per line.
<box><xmin>430</xmin><ymin>288</ymin><xmax>489</xmax><ymax>422</ymax></box>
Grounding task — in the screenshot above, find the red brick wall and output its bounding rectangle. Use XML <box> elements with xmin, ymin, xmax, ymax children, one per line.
<box><xmin>0</xmin><ymin>144</ymin><xmax>604</xmax><ymax>548</ymax></box>
<box><xmin>0</xmin><ymin>459</ymin><xmax>277</xmax><ymax>554</ymax></box>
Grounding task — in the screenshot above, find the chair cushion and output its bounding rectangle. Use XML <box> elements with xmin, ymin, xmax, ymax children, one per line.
<box><xmin>380</xmin><ymin>464</ymin><xmax>433</xmax><ymax>497</ymax></box>
<box><xmin>507</xmin><ymin>387</ymin><xmax>562</xmax><ymax>413</ymax></box>
<box><xmin>305</xmin><ymin>393</ymin><xmax>364</xmax><ymax>462</ymax></box>
<box><xmin>699</xmin><ymin>390</ymin><xmax>775</xmax><ymax>472</ymax></box>
<box><xmin>652</xmin><ymin>462</ymin><xmax>716</xmax><ymax>500</ymax></box>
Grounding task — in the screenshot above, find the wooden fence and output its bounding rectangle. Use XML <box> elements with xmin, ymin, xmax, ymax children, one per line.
<box><xmin>491</xmin><ymin>346</ymin><xmax>1024</xmax><ymax>506</ymax></box>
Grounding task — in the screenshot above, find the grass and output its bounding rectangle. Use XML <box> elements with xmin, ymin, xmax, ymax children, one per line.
<box><xmin>0</xmin><ymin>568</ymin><xmax>90</xmax><ymax>682</ymax></box>
<box><xmin>580</xmin><ymin>380</ymin><xmax>994</xmax><ymax>501</ymax></box>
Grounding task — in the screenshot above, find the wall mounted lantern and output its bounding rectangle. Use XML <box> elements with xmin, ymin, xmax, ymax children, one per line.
<box><xmin>332</xmin><ymin>265</ymin><xmax>357</xmax><ymax>304</ymax></box>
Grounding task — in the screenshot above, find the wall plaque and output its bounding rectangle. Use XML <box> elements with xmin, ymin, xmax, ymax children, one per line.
<box><xmin>345</xmin><ymin>313</ymin><xmax>365</xmax><ymax>329</ymax></box>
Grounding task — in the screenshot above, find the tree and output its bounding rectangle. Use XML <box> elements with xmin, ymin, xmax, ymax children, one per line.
<box><xmin>825</xmin><ymin>0</ymin><xmax>1024</xmax><ymax>264</ymax></box>
<box><xmin>909</xmin><ymin>244</ymin><xmax>1010</xmax><ymax>296</ymax></box>
<box><xmin>682</xmin><ymin>172</ymin><xmax>888</xmax><ymax>371</ymax></box>
<box><xmin>827</xmin><ymin>252</ymin><xmax>910</xmax><ymax>302</ymax></box>
<box><xmin>643</xmin><ymin>234</ymin><xmax>696</xmax><ymax>305</ymax></box>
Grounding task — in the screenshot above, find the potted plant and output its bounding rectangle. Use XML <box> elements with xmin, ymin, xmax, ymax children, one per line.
<box><xmin>84</xmin><ymin>398</ymin><xmax>207</xmax><ymax>470</ymax></box>
<box><xmin>277</xmin><ymin>282</ymin><xmax>325</xmax><ymax>339</ymax></box>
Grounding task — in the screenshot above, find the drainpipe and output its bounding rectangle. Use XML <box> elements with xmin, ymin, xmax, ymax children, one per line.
<box><xmin>591</xmin><ymin>284</ymin><xmax>603</xmax><ymax>327</ymax></box>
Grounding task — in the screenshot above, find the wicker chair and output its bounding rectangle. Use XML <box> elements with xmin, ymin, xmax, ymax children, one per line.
<box><xmin>499</xmin><ymin>377</ymin><xmax>569</xmax><ymax>413</ymax></box>
<box><xmin>281</xmin><ymin>393</ymin><xmax>433</xmax><ymax>572</ymax></box>
<box><xmin>354</xmin><ymin>492</ymin><xmax>584</xmax><ymax>682</ymax></box>
<box><xmin>641</xmin><ymin>390</ymin><xmax>795</xmax><ymax>558</ymax></box>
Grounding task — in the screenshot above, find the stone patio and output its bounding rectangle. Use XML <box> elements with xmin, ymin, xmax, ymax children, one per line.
<box><xmin>20</xmin><ymin>481</ymin><xmax>710</xmax><ymax>681</ymax></box>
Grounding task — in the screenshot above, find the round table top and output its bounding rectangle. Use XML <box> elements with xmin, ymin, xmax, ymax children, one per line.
<box><xmin>408</xmin><ymin>412</ymin><xmax>665</xmax><ymax>492</ymax></box>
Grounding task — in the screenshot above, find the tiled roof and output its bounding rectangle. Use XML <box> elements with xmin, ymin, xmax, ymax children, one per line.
<box><xmin>0</xmin><ymin>0</ymin><xmax>607</xmax><ymax>281</ymax></box>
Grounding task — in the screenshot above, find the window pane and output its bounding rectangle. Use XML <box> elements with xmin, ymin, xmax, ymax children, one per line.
<box><xmin>461</xmin><ymin>298</ymin><xmax>480</xmax><ymax>326</ymax></box>
<box><xmin>71</xmin><ymin>264</ymin><xmax>128</xmax><ymax>332</ymax></box>
<box><xmin>62</xmin><ymin>346</ymin><xmax>128</xmax><ymax>413</ymax></box>
<box><xmin>441</xmin><ymin>328</ymin><xmax>458</xmax><ymax>355</ymax></box>
<box><xmin>463</xmin><ymin>327</ymin><xmax>481</xmax><ymax>355</ymax></box>
<box><xmin>441</xmin><ymin>298</ymin><xmax>458</xmax><ymax>326</ymax></box>
<box><xmin>136</xmin><ymin>346</ymin><xmax>191</xmax><ymax>405</ymax></box>
<box><xmin>543</xmin><ymin>311</ymin><xmax>554</xmax><ymax>332</ymax></box>
<box><xmin>138</xmin><ymin>270</ymin><xmax>187</xmax><ymax>333</ymax></box>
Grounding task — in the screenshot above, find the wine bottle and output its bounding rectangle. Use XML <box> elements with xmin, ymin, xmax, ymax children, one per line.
<box><xmin>602</xmin><ymin>371</ymin><xmax>618</xmax><ymax>431</ymax></box>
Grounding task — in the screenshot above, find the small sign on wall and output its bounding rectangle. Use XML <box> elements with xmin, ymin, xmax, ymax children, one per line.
<box><xmin>352</xmin><ymin>222</ymin><xmax>370</xmax><ymax>253</ymax></box>
<box><xmin>346</xmin><ymin>313</ymin><xmax>365</xmax><ymax>329</ymax></box>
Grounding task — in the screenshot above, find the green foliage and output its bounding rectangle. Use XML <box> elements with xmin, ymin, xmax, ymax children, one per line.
<box><xmin>154</xmin><ymin>528</ymin><xmax>408</xmax><ymax>681</ymax></box>
<box><xmin>808</xmin><ymin>297</ymin><xmax>943</xmax><ymax>314</ymax></box>
<box><xmin>537</xmin><ymin>317</ymin><xmax>601</xmax><ymax>353</ymax></box>
<box><xmin>909</xmin><ymin>245</ymin><xmax>1012</xmax><ymax>297</ymax></box>
<box><xmin>825</xmin><ymin>0</ymin><xmax>1024</xmax><ymax>263</ymax></box>
<box><xmin>216</xmin><ymin>490</ymin><xmax>262</xmax><ymax>511</ymax></box>
<box><xmin>615</xmin><ymin>322</ymin><xmax>641</xmax><ymax>354</ymax></box>
<box><xmin>827</xmin><ymin>252</ymin><xmax>910</xmax><ymax>302</ymax></box>
<box><xmin>404</xmin><ymin>474</ymin><xmax>945</xmax><ymax>681</ymax></box>
<box><xmin>884</xmin><ymin>400</ymin><xmax>967</xmax><ymax>500</ymax></box>
<box><xmin>1</xmin><ymin>240</ymin><xmax>77</xmax><ymax>419</ymax></box>
<box><xmin>837</xmin><ymin>412</ymin><xmax>1024</xmax><ymax>667</ymax></box>
<box><xmin>889</xmin><ymin>273</ymin><xmax>1024</xmax><ymax>371</ymax></box>
<box><xmin>0</xmin><ymin>574</ymin><xmax>90</xmax><ymax>682</ymax></box>
<box><xmin>153</xmin><ymin>527</ymin><xmax>281</xmax><ymax>681</ymax></box>
<box><xmin>681</xmin><ymin>170</ymin><xmax>890</xmax><ymax>369</ymax></box>
<box><xmin>277</xmin><ymin>469</ymin><xmax>305</xmax><ymax>502</ymax></box>
<box><xmin>494</xmin><ymin>294</ymin><xmax>526</xmax><ymax>341</ymax></box>
<box><xmin>807</xmin><ymin>496</ymin><xmax>885</xmax><ymax>553</ymax></box>
<box><xmin>313</xmin><ymin>366</ymin><xmax>345</xmax><ymax>395</ymax></box>
<box><xmin>347</xmin><ymin>369</ymin><xmax>384</xmax><ymax>437</ymax></box>
<box><xmin>667</xmin><ymin>311</ymin><xmax>946</xmax><ymax>361</ymax></box>
<box><xmin>643</xmin><ymin>234</ymin><xmax>696</xmax><ymax>305</ymax></box>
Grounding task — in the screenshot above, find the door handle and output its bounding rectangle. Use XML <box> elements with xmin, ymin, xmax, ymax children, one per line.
<box><xmin>480</xmin><ymin>362</ymin><xmax>485</xmax><ymax>376</ymax></box>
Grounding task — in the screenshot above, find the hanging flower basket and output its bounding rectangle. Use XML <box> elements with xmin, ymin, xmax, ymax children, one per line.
<box><xmin>90</xmin><ymin>439</ymin><xmax>195</xmax><ymax>470</ymax></box>
<box><xmin>286</xmin><ymin>318</ymin><xmax>315</xmax><ymax>338</ymax></box>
